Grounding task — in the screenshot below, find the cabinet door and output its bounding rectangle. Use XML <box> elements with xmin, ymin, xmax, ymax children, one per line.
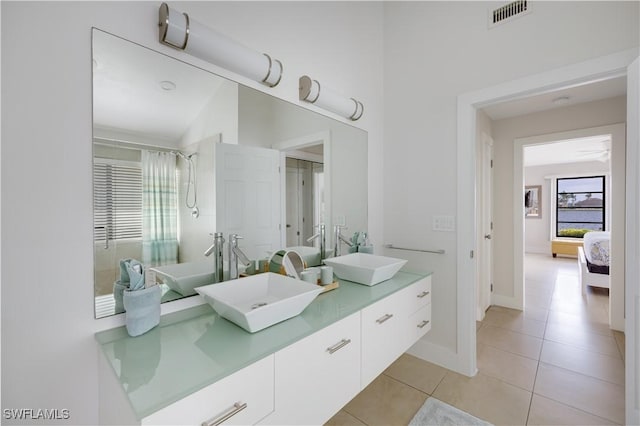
<box><xmin>360</xmin><ymin>289</ymin><xmax>411</xmax><ymax>387</ymax></box>
<box><xmin>142</xmin><ymin>355</ymin><xmax>274</xmax><ymax>426</ymax></box>
<box><xmin>263</xmin><ymin>312</ymin><xmax>361</xmax><ymax>425</ymax></box>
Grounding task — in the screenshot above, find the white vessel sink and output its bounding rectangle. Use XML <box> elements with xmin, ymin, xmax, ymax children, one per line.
<box><xmin>194</xmin><ymin>273</ymin><xmax>322</xmax><ymax>333</ymax></box>
<box><xmin>323</xmin><ymin>253</ymin><xmax>407</xmax><ymax>286</ymax></box>
<box><xmin>151</xmin><ymin>261</ymin><xmax>215</xmax><ymax>296</ymax></box>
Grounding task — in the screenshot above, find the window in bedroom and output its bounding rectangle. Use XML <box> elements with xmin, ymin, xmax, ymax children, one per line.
<box><xmin>556</xmin><ymin>175</ymin><xmax>605</xmax><ymax>238</ymax></box>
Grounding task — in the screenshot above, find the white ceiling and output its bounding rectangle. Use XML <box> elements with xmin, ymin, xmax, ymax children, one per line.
<box><xmin>92</xmin><ymin>30</ymin><xmax>227</xmax><ymax>143</ymax></box>
<box><xmin>524</xmin><ymin>135</ymin><xmax>611</xmax><ymax>167</ymax></box>
<box><xmin>482</xmin><ymin>76</ymin><xmax>627</xmax><ymax>121</ymax></box>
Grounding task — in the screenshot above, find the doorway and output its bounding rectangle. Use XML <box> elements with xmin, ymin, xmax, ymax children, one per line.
<box><xmin>456</xmin><ymin>49</ymin><xmax>638</xmax><ymax>381</ymax></box>
<box><xmin>286</xmin><ymin>158</ymin><xmax>324</xmax><ymax>247</ymax></box>
<box><xmin>513</xmin><ymin>126</ymin><xmax>625</xmax><ymax>331</ymax></box>
<box><xmin>273</xmin><ymin>131</ymin><xmax>331</xmax><ymax>249</ymax></box>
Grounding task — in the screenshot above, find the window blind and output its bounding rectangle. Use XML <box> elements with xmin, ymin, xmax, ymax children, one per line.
<box><xmin>93</xmin><ymin>161</ymin><xmax>142</xmax><ymax>242</ymax></box>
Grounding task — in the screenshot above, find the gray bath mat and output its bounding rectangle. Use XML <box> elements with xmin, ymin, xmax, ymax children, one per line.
<box><xmin>409</xmin><ymin>397</ymin><xmax>493</xmax><ymax>426</ymax></box>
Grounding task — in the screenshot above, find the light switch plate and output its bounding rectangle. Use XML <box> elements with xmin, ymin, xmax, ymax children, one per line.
<box><xmin>433</xmin><ymin>215</ymin><xmax>456</xmax><ymax>232</ymax></box>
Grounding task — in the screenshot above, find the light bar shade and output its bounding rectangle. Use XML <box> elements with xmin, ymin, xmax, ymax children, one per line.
<box><xmin>299</xmin><ymin>76</ymin><xmax>364</xmax><ymax>121</ymax></box>
<box><xmin>159</xmin><ymin>3</ymin><xmax>282</xmax><ymax>87</ymax></box>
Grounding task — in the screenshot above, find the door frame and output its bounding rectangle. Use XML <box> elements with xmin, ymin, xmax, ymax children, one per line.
<box><xmin>625</xmin><ymin>56</ymin><xmax>639</xmax><ymax>425</ymax></box>
<box><xmin>455</xmin><ymin>48</ymin><xmax>638</xmax><ymax>378</ymax></box>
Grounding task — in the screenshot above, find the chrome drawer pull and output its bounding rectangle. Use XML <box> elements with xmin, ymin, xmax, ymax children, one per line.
<box><xmin>417</xmin><ymin>291</ymin><xmax>430</xmax><ymax>298</ymax></box>
<box><xmin>327</xmin><ymin>338</ymin><xmax>352</xmax><ymax>354</ymax></box>
<box><xmin>417</xmin><ymin>320</ymin><xmax>430</xmax><ymax>329</ymax></box>
<box><xmin>376</xmin><ymin>313</ymin><xmax>394</xmax><ymax>324</ymax></box>
<box><xmin>202</xmin><ymin>402</ymin><xmax>247</xmax><ymax>426</ymax></box>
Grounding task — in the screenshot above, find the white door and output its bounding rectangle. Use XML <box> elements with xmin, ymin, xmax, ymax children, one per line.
<box><xmin>626</xmin><ymin>56</ymin><xmax>639</xmax><ymax>426</ymax></box>
<box><xmin>215</xmin><ymin>143</ymin><xmax>281</xmax><ymax>261</ymax></box>
<box><xmin>478</xmin><ymin>133</ymin><xmax>494</xmax><ymax>320</ymax></box>
<box><xmin>286</xmin><ymin>166</ymin><xmax>300</xmax><ymax>246</ymax></box>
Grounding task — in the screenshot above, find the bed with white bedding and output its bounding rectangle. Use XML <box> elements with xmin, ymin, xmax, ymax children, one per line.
<box><xmin>578</xmin><ymin>231</ymin><xmax>610</xmax><ymax>294</ymax></box>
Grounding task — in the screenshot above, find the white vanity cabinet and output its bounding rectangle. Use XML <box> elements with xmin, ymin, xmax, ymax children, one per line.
<box><xmin>262</xmin><ymin>312</ymin><xmax>361</xmax><ymax>426</ymax></box>
<box><xmin>361</xmin><ymin>276</ymin><xmax>432</xmax><ymax>387</ymax></box>
<box><xmin>98</xmin><ymin>272</ymin><xmax>433</xmax><ymax>426</ymax></box>
<box><xmin>141</xmin><ymin>355</ymin><xmax>274</xmax><ymax>426</ymax></box>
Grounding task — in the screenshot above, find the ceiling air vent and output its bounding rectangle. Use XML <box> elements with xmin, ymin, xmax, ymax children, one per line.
<box><xmin>489</xmin><ymin>0</ymin><xmax>531</xmax><ymax>28</ymax></box>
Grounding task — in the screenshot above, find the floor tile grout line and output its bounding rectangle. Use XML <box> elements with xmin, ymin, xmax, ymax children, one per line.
<box><xmin>536</xmin><ymin>359</ymin><xmax>625</xmax><ymax>388</ymax></box>
<box><xmin>380</xmin><ymin>372</ymin><xmax>434</xmax><ymax>398</ymax></box>
<box><xmin>541</xmin><ymin>335</ymin><xmax>623</xmax><ymax>360</ymax></box>
<box><xmin>475</xmin><ymin>339</ymin><xmax>542</xmax><ymax>362</ymax></box>
<box><xmin>479</xmin><ymin>323</ymin><xmax>546</xmax><ymax>343</ymax></box>
<box><xmin>479</xmin><ymin>323</ymin><xmax>545</xmax><ymax>339</ymax></box>
<box><xmin>524</xmin><ymin>351</ymin><xmax>542</xmax><ymax>425</ymax></box>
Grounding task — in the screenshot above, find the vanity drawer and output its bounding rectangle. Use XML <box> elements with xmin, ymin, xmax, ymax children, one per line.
<box><xmin>409</xmin><ymin>304</ymin><xmax>432</xmax><ymax>340</ymax></box>
<box><xmin>141</xmin><ymin>355</ymin><xmax>274</xmax><ymax>426</ymax></box>
<box><xmin>262</xmin><ymin>312</ymin><xmax>361</xmax><ymax>426</ymax></box>
<box><xmin>405</xmin><ymin>276</ymin><xmax>431</xmax><ymax>314</ymax></box>
<box><xmin>360</xmin><ymin>289</ymin><xmax>411</xmax><ymax>387</ymax></box>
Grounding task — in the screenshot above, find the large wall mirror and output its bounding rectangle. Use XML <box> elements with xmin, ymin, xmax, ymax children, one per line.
<box><xmin>92</xmin><ymin>29</ymin><xmax>368</xmax><ymax>318</ymax></box>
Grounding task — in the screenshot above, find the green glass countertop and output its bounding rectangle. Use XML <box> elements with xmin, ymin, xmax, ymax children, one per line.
<box><xmin>95</xmin><ymin>270</ymin><xmax>431</xmax><ymax>419</ymax></box>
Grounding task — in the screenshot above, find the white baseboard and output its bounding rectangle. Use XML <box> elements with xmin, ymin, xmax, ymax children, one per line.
<box><xmin>491</xmin><ymin>294</ymin><xmax>523</xmax><ymax>310</ymax></box>
<box><xmin>407</xmin><ymin>338</ymin><xmax>477</xmax><ymax>377</ymax></box>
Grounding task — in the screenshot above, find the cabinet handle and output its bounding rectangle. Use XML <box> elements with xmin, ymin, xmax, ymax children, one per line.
<box><xmin>417</xmin><ymin>291</ymin><xmax>430</xmax><ymax>298</ymax></box>
<box><xmin>326</xmin><ymin>338</ymin><xmax>351</xmax><ymax>354</ymax></box>
<box><xmin>376</xmin><ymin>313</ymin><xmax>394</xmax><ymax>324</ymax></box>
<box><xmin>202</xmin><ymin>401</ymin><xmax>247</xmax><ymax>426</ymax></box>
<box><xmin>417</xmin><ymin>320</ymin><xmax>430</xmax><ymax>329</ymax></box>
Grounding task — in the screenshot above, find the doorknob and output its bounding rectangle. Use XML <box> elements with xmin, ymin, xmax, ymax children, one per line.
<box><xmin>484</xmin><ymin>234</ymin><xmax>492</xmax><ymax>240</ymax></box>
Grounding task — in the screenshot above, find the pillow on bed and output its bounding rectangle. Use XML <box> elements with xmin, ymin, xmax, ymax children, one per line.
<box><xmin>589</xmin><ymin>240</ymin><xmax>610</xmax><ymax>266</ymax></box>
<box><xmin>583</xmin><ymin>231</ymin><xmax>610</xmax><ymax>267</ymax></box>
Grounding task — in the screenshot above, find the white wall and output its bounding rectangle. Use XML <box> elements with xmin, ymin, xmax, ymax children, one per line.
<box><xmin>524</xmin><ymin>161</ymin><xmax>610</xmax><ymax>254</ymax></box>
<box><xmin>383</xmin><ymin>1</ymin><xmax>638</xmax><ymax>370</ymax></box>
<box><xmin>239</xmin><ymin>86</ymin><xmax>370</xmax><ymax>245</ymax></box>
<box><xmin>177</xmin><ymin>138</ymin><xmax>217</xmax><ymax>264</ymax></box>
<box><xmin>491</xmin><ymin>96</ymin><xmax>626</xmax><ymax>298</ymax></box>
<box><xmin>1</xmin><ymin>2</ymin><xmax>383</xmax><ymax>424</ymax></box>
<box><xmin>180</xmin><ymin>80</ymin><xmax>239</xmax><ymax>147</ymax></box>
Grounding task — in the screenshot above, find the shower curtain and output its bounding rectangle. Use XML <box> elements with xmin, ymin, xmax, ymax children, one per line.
<box><xmin>142</xmin><ymin>150</ymin><xmax>178</xmax><ymax>266</ymax></box>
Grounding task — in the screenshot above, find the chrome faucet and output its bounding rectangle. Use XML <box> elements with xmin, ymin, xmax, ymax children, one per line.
<box><xmin>307</xmin><ymin>224</ymin><xmax>327</xmax><ymax>262</ymax></box>
<box><xmin>334</xmin><ymin>225</ymin><xmax>353</xmax><ymax>257</ymax></box>
<box><xmin>229</xmin><ymin>234</ymin><xmax>251</xmax><ymax>280</ymax></box>
<box><xmin>204</xmin><ymin>232</ymin><xmax>225</xmax><ymax>282</ymax></box>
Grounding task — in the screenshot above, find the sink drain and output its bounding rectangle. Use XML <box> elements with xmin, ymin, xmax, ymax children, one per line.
<box><xmin>251</xmin><ymin>302</ymin><xmax>268</xmax><ymax>310</ymax></box>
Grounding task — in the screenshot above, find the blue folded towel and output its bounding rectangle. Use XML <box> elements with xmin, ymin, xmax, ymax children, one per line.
<box><xmin>123</xmin><ymin>285</ymin><xmax>161</xmax><ymax>337</ymax></box>
<box><xmin>113</xmin><ymin>280</ymin><xmax>128</xmax><ymax>313</ymax></box>
<box><xmin>119</xmin><ymin>259</ymin><xmax>131</xmax><ymax>283</ymax></box>
<box><xmin>122</xmin><ymin>259</ymin><xmax>145</xmax><ymax>291</ymax></box>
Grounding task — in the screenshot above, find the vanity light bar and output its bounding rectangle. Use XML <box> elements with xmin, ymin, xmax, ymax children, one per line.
<box><xmin>158</xmin><ymin>3</ymin><xmax>283</xmax><ymax>87</ymax></box>
<box><xmin>299</xmin><ymin>76</ymin><xmax>364</xmax><ymax>121</ymax></box>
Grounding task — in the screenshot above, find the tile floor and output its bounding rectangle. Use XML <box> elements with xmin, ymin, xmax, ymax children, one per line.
<box><xmin>326</xmin><ymin>253</ymin><xmax>625</xmax><ymax>425</ymax></box>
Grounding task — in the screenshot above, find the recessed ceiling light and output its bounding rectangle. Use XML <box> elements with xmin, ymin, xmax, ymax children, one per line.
<box><xmin>552</xmin><ymin>96</ymin><xmax>570</xmax><ymax>105</ymax></box>
<box><xmin>160</xmin><ymin>80</ymin><xmax>176</xmax><ymax>91</ymax></box>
